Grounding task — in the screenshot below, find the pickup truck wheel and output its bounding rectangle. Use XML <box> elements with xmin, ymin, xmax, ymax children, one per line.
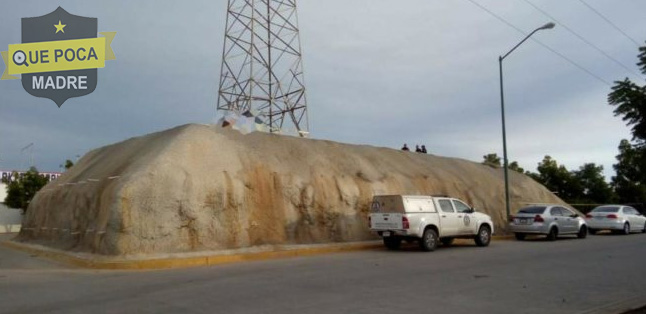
<box><xmin>419</xmin><ymin>229</ymin><xmax>438</xmax><ymax>252</ymax></box>
<box><xmin>514</xmin><ymin>233</ymin><xmax>526</xmax><ymax>241</ymax></box>
<box><xmin>577</xmin><ymin>226</ymin><xmax>588</xmax><ymax>239</ymax></box>
<box><xmin>383</xmin><ymin>237</ymin><xmax>401</xmax><ymax>250</ymax></box>
<box><xmin>441</xmin><ymin>238</ymin><xmax>454</xmax><ymax>246</ymax></box>
<box><xmin>475</xmin><ymin>225</ymin><xmax>491</xmax><ymax>247</ymax></box>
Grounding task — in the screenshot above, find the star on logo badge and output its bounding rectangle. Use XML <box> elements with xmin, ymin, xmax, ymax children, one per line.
<box><xmin>54</xmin><ymin>20</ymin><xmax>66</xmax><ymax>33</ymax></box>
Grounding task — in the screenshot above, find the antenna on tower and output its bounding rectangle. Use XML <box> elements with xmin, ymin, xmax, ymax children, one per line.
<box><xmin>217</xmin><ymin>0</ymin><xmax>310</xmax><ymax>137</ymax></box>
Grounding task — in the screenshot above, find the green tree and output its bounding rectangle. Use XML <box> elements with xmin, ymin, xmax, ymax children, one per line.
<box><xmin>608</xmin><ymin>44</ymin><xmax>646</xmax><ymax>145</ymax></box>
<box><xmin>64</xmin><ymin>159</ymin><xmax>74</xmax><ymax>170</ymax></box>
<box><xmin>3</xmin><ymin>167</ymin><xmax>49</xmax><ymax>214</ymax></box>
<box><xmin>612</xmin><ymin>139</ymin><xmax>646</xmax><ymax>203</ymax></box>
<box><xmin>608</xmin><ymin>42</ymin><xmax>646</xmax><ymax>204</ymax></box>
<box><xmin>482</xmin><ymin>153</ymin><xmax>501</xmax><ymax>168</ymax></box>
<box><xmin>509</xmin><ymin>161</ymin><xmax>525</xmax><ymax>174</ymax></box>
<box><xmin>482</xmin><ymin>153</ymin><xmax>525</xmax><ymax>173</ymax></box>
<box><xmin>573</xmin><ymin>163</ymin><xmax>615</xmax><ymax>204</ymax></box>
<box><xmin>529</xmin><ymin>156</ymin><xmax>583</xmax><ymax>202</ymax></box>
<box><xmin>608</xmin><ymin>79</ymin><xmax>646</xmax><ymax>145</ymax></box>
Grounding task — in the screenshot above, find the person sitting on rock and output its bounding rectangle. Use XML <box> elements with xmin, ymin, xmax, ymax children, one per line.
<box><xmin>415</xmin><ymin>145</ymin><xmax>422</xmax><ymax>153</ymax></box>
<box><xmin>421</xmin><ymin>145</ymin><xmax>427</xmax><ymax>154</ymax></box>
<box><xmin>401</xmin><ymin>144</ymin><xmax>410</xmax><ymax>151</ymax></box>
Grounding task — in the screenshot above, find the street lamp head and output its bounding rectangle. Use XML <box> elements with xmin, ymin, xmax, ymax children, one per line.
<box><xmin>539</xmin><ymin>22</ymin><xmax>556</xmax><ymax>30</ymax></box>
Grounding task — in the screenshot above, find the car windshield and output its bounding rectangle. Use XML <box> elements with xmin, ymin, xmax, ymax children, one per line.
<box><xmin>518</xmin><ymin>206</ymin><xmax>546</xmax><ymax>214</ymax></box>
<box><xmin>591</xmin><ymin>206</ymin><xmax>619</xmax><ymax>213</ymax></box>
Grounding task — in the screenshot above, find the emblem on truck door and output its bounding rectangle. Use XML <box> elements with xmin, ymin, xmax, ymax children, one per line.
<box><xmin>464</xmin><ymin>215</ymin><xmax>471</xmax><ymax>226</ymax></box>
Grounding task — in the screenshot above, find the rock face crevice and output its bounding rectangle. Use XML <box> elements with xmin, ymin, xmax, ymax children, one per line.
<box><xmin>18</xmin><ymin>124</ymin><xmax>565</xmax><ymax>256</ymax></box>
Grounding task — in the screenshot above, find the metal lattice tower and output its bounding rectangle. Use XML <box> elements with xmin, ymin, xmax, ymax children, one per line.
<box><xmin>217</xmin><ymin>0</ymin><xmax>309</xmax><ymax>137</ymax></box>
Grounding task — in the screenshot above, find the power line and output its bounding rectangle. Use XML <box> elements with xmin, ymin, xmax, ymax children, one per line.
<box><xmin>578</xmin><ymin>0</ymin><xmax>641</xmax><ymax>48</ymax></box>
<box><xmin>531</xmin><ymin>38</ymin><xmax>611</xmax><ymax>86</ymax></box>
<box><xmin>522</xmin><ymin>0</ymin><xmax>642</xmax><ymax>79</ymax></box>
<box><xmin>463</xmin><ymin>0</ymin><xmax>610</xmax><ymax>86</ymax></box>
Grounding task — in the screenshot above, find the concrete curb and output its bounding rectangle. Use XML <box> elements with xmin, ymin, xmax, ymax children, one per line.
<box><xmin>1</xmin><ymin>235</ymin><xmax>515</xmax><ymax>270</ymax></box>
<box><xmin>1</xmin><ymin>240</ymin><xmax>384</xmax><ymax>270</ymax></box>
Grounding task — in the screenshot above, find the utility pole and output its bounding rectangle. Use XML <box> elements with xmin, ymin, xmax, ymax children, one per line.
<box><xmin>499</xmin><ymin>22</ymin><xmax>555</xmax><ymax>221</ymax></box>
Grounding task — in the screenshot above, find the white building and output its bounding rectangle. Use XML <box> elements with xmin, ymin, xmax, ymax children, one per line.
<box><xmin>0</xmin><ymin>170</ymin><xmax>61</xmax><ymax>233</ymax></box>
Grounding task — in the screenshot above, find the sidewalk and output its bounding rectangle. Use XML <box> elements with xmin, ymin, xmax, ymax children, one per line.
<box><xmin>0</xmin><ymin>233</ymin><xmax>70</xmax><ymax>270</ymax></box>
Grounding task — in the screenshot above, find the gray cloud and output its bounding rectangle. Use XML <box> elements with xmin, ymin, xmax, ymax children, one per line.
<box><xmin>0</xmin><ymin>0</ymin><xmax>643</xmax><ymax>182</ymax></box>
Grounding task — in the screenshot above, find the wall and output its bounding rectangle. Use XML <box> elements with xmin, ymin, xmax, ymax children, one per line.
<box><xmin>0</xmin><ymin>202</ymin><xmax>22</xmax><ymax>233</ymax></box>
<box><xmin>0</xmin><ymin>182</ymin><xmax>6</xmax><ymax>201</ymax></box>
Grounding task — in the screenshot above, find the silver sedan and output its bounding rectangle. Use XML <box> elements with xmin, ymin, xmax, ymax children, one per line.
<box><xmin>585</xmin><ymin>205</ymin><xmax>646</xmax><ymax>235</ymax></box>
<box><xmin>509</xmin><ymin>205</ymin><xmax>588</xmax><ymax>241</ymax></box>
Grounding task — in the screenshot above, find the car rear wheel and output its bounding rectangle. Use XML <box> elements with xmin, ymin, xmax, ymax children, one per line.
<box><xmin>383</xmin><ymin>236</ymin><xmax>401</xmax><ymax>250</ymax></box>
<box><xmin>623</xmin><ymin>223</ymin><xmax>630</xmax><ymax>235</ymax></box>
<box><xmin>419</xmin><ymin>229</ymin><xmax>438</xmax><ymax>252</ymax></box>
<box><xmin>475</xmin><ymin>225</ymin><xmax>491</xmax><ymax>247</ymax></box>
<box><xmin>441</xmin><ymin>238</ymin><xmax>454</xmax><ymax>246</ymax></box>
<box><xmin>577</xmin><ymin>226</ymin><xmax>588</xmax><ymax>239</ymax></box>
<box><xmin>514</xmin><ymin>233</ymin><xmax>526</xmax><ymax>241</ymax></box>
<box><xmin>546</xmin><ymin>227</ymin><xmax>558</xmax><ymax>241</ymax></box>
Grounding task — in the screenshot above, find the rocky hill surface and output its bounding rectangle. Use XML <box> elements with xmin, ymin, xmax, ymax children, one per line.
<box><xmin>17</xmin><ymin>124</ymin><xmax>565</xmax><ymax>255</ymax></box>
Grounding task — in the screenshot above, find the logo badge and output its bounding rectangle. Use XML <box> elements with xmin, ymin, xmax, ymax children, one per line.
<box><xmin>464</xmin><ymin>215</ymin><xmax>471</xmax><ymax>226</ymax></box>
<box><xmin>1</xmin><ymin>7</ymin><xmax>116</xmax><ymax>107</ymax></box>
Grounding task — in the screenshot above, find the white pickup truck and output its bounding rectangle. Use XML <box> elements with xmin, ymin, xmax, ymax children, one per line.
<box><xmin>369</xmin><ymin>195</ymin><xmax>494</xmax><ymax>251</ymax></box>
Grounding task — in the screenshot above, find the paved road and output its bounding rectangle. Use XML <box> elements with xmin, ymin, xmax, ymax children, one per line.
<box><xmin>0</xmin><ymin>234</ymin><xmax>68</xmax><ymax>270</ymax></box>
<box><xmin>1</xmin><ymin>232</ymin><xmax>646</xmax><ymax>314</ymax></box>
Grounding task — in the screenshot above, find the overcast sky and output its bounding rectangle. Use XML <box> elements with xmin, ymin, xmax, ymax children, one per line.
<box><xmin>0</xmin><ymin>0</ymin><xmax>644</xmax><ymax>179</ymax></box>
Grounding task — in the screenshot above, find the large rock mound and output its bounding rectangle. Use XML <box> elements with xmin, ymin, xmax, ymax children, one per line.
<box><xmin>18</xmin><ymin>124</ymin><xmax>564</xmax><ymax>255</ymax></box>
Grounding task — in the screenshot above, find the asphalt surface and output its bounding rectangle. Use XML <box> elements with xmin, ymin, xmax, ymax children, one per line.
<box><xmin>624</xmin><ymin>306</ymin><xmax>646</xmax><ymax>314</ymax></box>
<box><xmin>1</xmin><ymin>232</ymin><xmax>646</xmax><ymax>314</ymax></box>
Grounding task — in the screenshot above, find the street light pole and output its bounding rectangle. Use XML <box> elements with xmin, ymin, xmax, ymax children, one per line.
<box><xmin>499</xmin><ymin>22</ymin><xmax>555</xmax><ymax>222</ymax></box>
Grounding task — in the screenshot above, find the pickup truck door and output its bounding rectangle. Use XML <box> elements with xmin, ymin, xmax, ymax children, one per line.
<box><xmin>436</xmin><ymin>199</ymin><xmax>460</xmax><ymax>236</ymax></box>
<box><xmin>453</xmin><ymin>199</ymin><xmax>476</xmax><ymax>235</ymax></box>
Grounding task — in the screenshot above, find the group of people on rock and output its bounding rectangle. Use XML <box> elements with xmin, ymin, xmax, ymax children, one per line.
<box><xmin>401</xmin><ymin>144</ymin><xmax>427</xmax><ymax>154</ymax></box>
